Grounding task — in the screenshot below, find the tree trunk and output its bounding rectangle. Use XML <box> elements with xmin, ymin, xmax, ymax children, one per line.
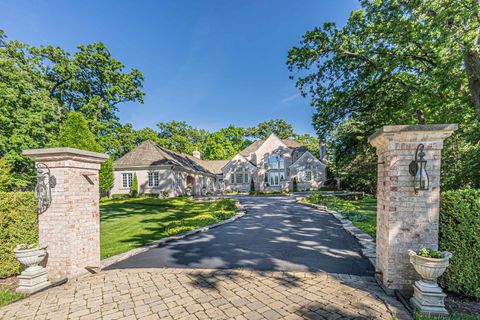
<box><xmin>464</xmin><ymin>49</ymin><xmax>480</xmax><ymax>120</ymax></box>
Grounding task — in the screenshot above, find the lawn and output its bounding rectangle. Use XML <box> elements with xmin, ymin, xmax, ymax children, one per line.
<box><xmin>0</xmin><ymin>289</ymin><xmax>24</xmax><ymax>307</ymax></box>
<box><xmin>100</xmin><ymin>197</ymin><xmax>237</xmax><ymax>259</ymax></box>
<box><xmin>302</xmin><ymin>193</ymin><xmax>377</xmax><ymax>237</ymax></box>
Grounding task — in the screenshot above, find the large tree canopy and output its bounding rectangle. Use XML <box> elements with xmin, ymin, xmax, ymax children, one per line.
<box><xmin>0</xmin><ymin>30</ymin><xmax>144</xmax><ymax>189</ymax></box>
<box><xmin>287</xmin><ymin>0</ymin><xmax>480</xmax><ymax>191</ymax></box>
<box><xmin>287</xmin><ymin>0</ymin><xmax>479</xmax><ymax>135</ymax></box>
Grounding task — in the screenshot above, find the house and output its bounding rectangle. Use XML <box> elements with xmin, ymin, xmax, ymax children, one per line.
<box><xmin>111</xmin><ymin>133</ymin><xmax>326</xmax><ymax>196</ymax></box>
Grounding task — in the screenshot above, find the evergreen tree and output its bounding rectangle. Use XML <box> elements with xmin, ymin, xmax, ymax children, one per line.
<box><xmin>131</xmin><ymin>174</ymin><xmax>138</xmax><ymax>198</ymax></box>
<box><xmin>292</xmin><ymin>177</ymin><xmax>298</xmax><ymax>192</ymax></box>
<box><xmin>250</xmin><ymin>178</ymin><xmax>255</xmax><ymax>193</ymax></box>
<box><xmin>57</xmin><ymin>112</ymin><xmax>114</xmax><ymax>194</ymax></box>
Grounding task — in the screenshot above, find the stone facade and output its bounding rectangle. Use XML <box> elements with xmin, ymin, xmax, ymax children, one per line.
<box><xmin>223</xmin><ymin>134</ymin><xmax>326</xmax><ymax>192</ymax></box>
<box><xmin>368</xmin><ymin>124</ymin><xmax>457</xmax><ymax>295</ymax></box>
<box><xmin>23</xmin><ymin>148</ymin><xmax>108</xmax><ymax>280</ymax></box>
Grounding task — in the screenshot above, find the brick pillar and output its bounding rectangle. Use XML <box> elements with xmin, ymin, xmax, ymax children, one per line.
<box><xmin>368</xmin><ymin>124</ymin><xmax>457</xmax><ymax>295</ymax></box>
<box><xmin>23</xmin><ymin>148</ymin><xmax>108</xmax><ymax>280</ymax></box>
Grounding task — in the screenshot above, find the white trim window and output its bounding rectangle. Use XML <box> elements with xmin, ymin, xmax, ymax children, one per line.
<box><xmin>122</xmin><ymin>173</ymin><xmax>133</xmax><ymax>188</ymax></box>
<box><xmin>266</xmin><ymin>154</ymin><xmax>284</xmax><ymax>170</ymax></box>
<box><xmin>305</xmin><ymin>170</ymin><xmax>312</xmax><ymax>181</ymax></box>
<box><xmin>231</xmin><ymin>170</ymin><xmax>249</xmax><ymax>184</ymax></box>
<box><xmin>176</xmin><ymin>173</ymin><xmax>182</xmax><ymax>188</ymax></box>
<box><xmin>148</xmin><ymin>171</ymin><xmax>160</xmax><ymax>187</ymax></box>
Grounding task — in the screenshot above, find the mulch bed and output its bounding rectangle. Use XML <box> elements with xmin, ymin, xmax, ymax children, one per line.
<box><xmin>0</xmin><ymin>277</ymin><xmax>18</xmax><ymax>291</ymax></box>
<box><xmin>446</xmin><ymin>294</ymin><xmax>480</xmax><ymax>316</ymax></box>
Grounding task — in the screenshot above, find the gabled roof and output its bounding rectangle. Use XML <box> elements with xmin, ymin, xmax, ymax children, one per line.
<box><xmin>239</xmin><ymin>135</ymin><xmax>310</xmax><ymax>156</ymax></box>
<box><xmin>114</xmin><ymin>140</ymin><xmax>225</xmax><ymax>175</ymax></box>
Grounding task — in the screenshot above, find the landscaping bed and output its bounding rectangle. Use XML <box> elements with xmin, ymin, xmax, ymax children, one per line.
<box><xmin>300</xmin><ymin>192</ymin><xmax>376</xmax><ymax>237</ymax></box>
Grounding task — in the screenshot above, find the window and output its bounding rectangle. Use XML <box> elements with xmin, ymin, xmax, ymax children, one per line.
<box><xmin>148</xmin><ymin>171</ymin><xmax>159</xmax><ymax>187</ymax></box>
<box><xmin>266</xmin><ymin>154</ymin><xmax>284</xmax><ymax>170</ymax></box>
<box><xmin>305</xmin><ymin>170</ymin><xmax>312</xmax><ymax>181</ymax></box>
<box><xmin>231</xmin><ymin>170</ymin><xmax>249</xmax><ymax>184</ymax></box>
<box><xmin>122</xmin><ymin>173</ymin><xmax>133</xmax><ymax>188</ymax></box>
<box><xmin>235</xmin><ymin>172</ymin><xmax>244</xmax><ymax>184</ymax></box>
<box><xmin>268</xmin><ymin>172</ymin><xmax>281</xmax><ymax>186</ymax></box>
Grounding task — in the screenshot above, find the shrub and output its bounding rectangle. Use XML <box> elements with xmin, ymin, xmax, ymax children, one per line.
<box><xmin>292</xmin><ymin>177</ymin><xmax>298</xmax><ymax>192</ymax></box>
<box><xmin>0</xmin><ymin>192</ymin><xmax>37</xmax><ymax>277</ymax></box>
<box><xmin>308</xmin><ymin>191</ymin><xmax>326</xmax><ymax>205</ymax></box>
<box><xmin>130</xmin><ymin>174</ymin><xmax>138</xmax><ymax>198</ymax></box>
<box><xmin>250</xmin><ymin>178</ymin><xmax>255</xmax><ymax>193</ymax></box>
<box><xmin>139</xmin><ymin>193</ymin><xmax>160</xmax><ymax>198</ymax></box>
<box><xmin>439</xmin><ymin>189</ymin><xmax>480</xmax><ymax>298</ymax></box>
<box><xmin>111</xmin><ymin>194</ymin><xmax>131</xmax><ymax>200</ymax></box>
<box><xmin>210</xmin><ymin>198</ymin><xmax>236</xmax><ymax>212</ymax></box>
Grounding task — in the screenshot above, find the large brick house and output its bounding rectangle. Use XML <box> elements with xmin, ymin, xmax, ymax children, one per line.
<box><xmin>111</xmin><ymin>133</ymin><xmax>326</xmax><ymax>196</ymax></box>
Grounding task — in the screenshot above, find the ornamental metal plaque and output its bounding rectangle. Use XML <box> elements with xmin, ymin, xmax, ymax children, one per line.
<box><xmin>34</xmin><ymin>163</ymin><xmax>55</xmax><ymax>214</ymax></box>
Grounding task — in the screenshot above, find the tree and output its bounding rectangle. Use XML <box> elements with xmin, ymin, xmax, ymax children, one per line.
<box><xmin>287</xmin><ymin>0</ymin><xmax>480</xmax><ymax>191</ymax></box>
<box><xmin>131</xmin><ymin>173</ymin><xmax>138</xmax><ymax>198</ymax></box>
<box><xmin>202</xmin><ymin>132</ymin><xmax>237</xmax><ymax>160</ymax></box>
<box><xmin>296</xmin><ymin>134</ymin><xmax>320</xmax><ymax>158</ymax></box>
<box><xmin>246</xmin><ymin>120</ymin><xmax>297</xmax><ymax>139</ymax></box>
<box><xmin>0</xmin><ymin>158</ymin><xmax>15</xmax><ymax>191</ymax></box>
<box><xmin>157</xmin><ymin>121</ymin><xmax>207</xmax><ymax>155</ymax></box>
<box><xmin>219</xmin><ymin>125</ymin><xmax>250</xmax><ymax>153</ymax></box>
<box><xmin>0</xmin><ymin>30</ymin><xmax>144</xmax><ymax>189</ymax></box>
<box><xmin>292</xmin><ymin>177</ymin><xmax>298</xmax><ymax>192</ymax></box>
<box><xmin>57</xmin><ymin>112</ymin><xmax>114</xmax><ymax>194</ymax></box>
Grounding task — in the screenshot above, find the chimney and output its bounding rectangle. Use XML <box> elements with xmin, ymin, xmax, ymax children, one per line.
<box><xmin>319</xmin><ymin>139</ymin><xmax>326</xmax><ymax>161</ymax></box>
<box><xmin>193</xmin><ymin>150</ymin><xmax>201</xmax><ymax>159</ymax></box>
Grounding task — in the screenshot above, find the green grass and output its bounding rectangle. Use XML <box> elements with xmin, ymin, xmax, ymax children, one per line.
<box><xmin>100</xmin><ymin>197</ymin><xmax>237</xmax><ymax>259</ymax></box>
<box><xmin>303</xmin><ymin>194</ymin><xmax>377</xmax><ymax>237</ymax></box>
<box><xmin>0</xmin><ymin>289</ymin><xmax>25</xmax><ymax>307</ymax></box>
<box><xmin>415</xmin><ymin>312</ymin><xmax>480</xmax><ymax>320</ymax></box>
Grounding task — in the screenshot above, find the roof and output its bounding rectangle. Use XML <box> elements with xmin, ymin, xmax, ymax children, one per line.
<box><xmin>239</xmin><ymin>137</ymin><xmax>310</xmax><ymax>156</ymax></box>
<box><xmin>186</xmin><ymin>157</ymin><xmax>229</xmax><ymax>174</ymax></box>
<box><xmin>114</xmin><ymin>140</ymin><xmax>226</xmax><ymax>175</ymax></box>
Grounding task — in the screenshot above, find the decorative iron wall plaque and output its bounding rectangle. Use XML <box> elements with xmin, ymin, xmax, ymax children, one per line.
<box><xmin>34</xmin><ymin>163</ymin><xmax>56</xmax><ymax>214</ymax></box>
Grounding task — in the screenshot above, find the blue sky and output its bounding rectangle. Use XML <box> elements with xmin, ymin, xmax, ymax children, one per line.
<box><xmin>0</xmin><ymin>0</ymin><xmax>359</xmax><ymax>135</ymax></box>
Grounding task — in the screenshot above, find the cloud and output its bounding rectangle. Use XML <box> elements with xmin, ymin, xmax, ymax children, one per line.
<box><xmin>280</xmin><ymin>93</ymin><xmax>301</xmax><ymax>103</ymax></box>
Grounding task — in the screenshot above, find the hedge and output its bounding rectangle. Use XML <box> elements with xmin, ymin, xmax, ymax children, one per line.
<box><xmin>0</xmin><ymin>192</ymin><xmax>37</xmax><ymax>278</ymax></box>
<box><xmin>439</xmin><ymin>189</ymin><xmax>480</xmax><ymax>298</ymax></box>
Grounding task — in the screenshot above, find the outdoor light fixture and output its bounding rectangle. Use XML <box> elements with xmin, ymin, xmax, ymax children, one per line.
<box><xmin>409</xmin><ymin>144</ymin><xmax>429</xmax><ymax>192</ymax></box>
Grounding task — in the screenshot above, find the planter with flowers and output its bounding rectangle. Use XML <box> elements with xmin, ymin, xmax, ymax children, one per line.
<box><xmin>408</xmin><ymin>247</ymin><xmax>452</xmax><ymax>315</ymax></box>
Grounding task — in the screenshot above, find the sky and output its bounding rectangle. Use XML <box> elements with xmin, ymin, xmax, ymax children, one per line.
<box><xmin>0</xmin><ymin>0</ymin><xmax>360</xmax><ymax>136</ymax></box>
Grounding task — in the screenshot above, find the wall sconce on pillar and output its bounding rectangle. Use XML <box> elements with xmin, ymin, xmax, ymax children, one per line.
<box><xmin>409</xmin><ymin>144</ymin><xmax>429</xmax><ymax>192</ymax></box>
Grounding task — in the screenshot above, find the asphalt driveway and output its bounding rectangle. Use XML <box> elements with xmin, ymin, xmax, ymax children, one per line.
<box><xmin>107</xmin><ymin>196</ymin><xmax>374</xmax><ymax>276</ymax></box>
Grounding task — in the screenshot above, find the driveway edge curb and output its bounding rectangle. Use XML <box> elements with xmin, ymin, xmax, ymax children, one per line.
<box><xmin>295</xmin><ymin>198</ymin><xmax>376</xmax><ymax>267</ymax></box>
<box><xmin>100</xmin><ymin>201</ymin><xmax>247</xmax><ymax>269</ymax></box>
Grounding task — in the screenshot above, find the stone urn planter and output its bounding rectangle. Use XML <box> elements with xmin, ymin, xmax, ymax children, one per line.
<box><xmin>14</xmin><ymin>244</ymin><xmax>50</xmax><ymax>293</ymax></box>
<box><xmin>408</xmin><ymin>249</ymin><xmax>452</xmax><ymax>315</ymax></box>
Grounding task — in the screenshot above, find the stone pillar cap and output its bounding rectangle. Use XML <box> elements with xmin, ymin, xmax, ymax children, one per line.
<box><xmin>23</xmin><ymin>147</ymin><xmax>108</xmax><ymax>163</ymax></box>
<box><xmin>368</xmin><ymin>124</ymin><xmax>458</xmax><ymax>147</ymax></box>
